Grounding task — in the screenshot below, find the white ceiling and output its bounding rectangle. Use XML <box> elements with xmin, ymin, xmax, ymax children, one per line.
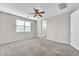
<box><xmin>0</xmin><ymin>3</ymin><xmax>79</xmax><ymax>20</ymax></box>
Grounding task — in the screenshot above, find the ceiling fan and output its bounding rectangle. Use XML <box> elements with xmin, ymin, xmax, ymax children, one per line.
<box><xmin>29</xmin><ymin>8</ymin><xmax>45</xmax><ymax>17</ymax></box>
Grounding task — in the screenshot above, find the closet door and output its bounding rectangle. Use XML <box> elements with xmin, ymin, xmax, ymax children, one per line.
<box><xmin>71</xmin><ymin>9</ymin><xmax>79</xmax><ymax>50</ymax></box>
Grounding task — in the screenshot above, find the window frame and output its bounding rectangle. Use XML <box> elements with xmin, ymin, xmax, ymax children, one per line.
<box><xmin>16</xmin><ymin>20</ymin><xmax>31</xmax><ymax>32</ymax></box>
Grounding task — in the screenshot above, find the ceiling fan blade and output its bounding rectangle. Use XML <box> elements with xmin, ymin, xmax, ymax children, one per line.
<box><xmin>39</xmin><ymin>15</ymin><xmax>42</xmax><ymax>17</ymax></box>
<box><xmin>39</xmin><ymin>11</ymin><xmax>45</xmax><ymax>14</ymax></box>
<box><xmin>33</xmin><ymin>15</ymin><xmax>37</xmax><ymax>17</ymax></box>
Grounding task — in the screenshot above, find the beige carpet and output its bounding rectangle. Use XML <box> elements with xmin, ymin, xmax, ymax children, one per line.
<box><xmin>0</xmin><ymin>37</ymin><xmax>79</xmax><ymax>56</ymax></box>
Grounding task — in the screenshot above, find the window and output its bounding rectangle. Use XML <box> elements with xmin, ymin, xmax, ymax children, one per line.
<box><xmin>16</xmin><ymin>20</ymin><xmax>31</xmax><ymax>32</ymax></box>
<box><xmin>25</xmin><ymin>22</ymin><xmax>31</xmax><ymax>32</ymax></box>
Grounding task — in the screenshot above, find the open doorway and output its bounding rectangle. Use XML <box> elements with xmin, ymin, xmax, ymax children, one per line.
<box><xmin>41</xmin><ymin>20</ymin><xmax>47</xmax><ymax>39</ymax></box>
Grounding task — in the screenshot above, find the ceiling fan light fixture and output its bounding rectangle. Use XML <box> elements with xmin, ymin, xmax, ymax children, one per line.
<box><xmin>29</xmin><ymin>8</ymin><xmax>45</xmax><ymax>17</ymax></box>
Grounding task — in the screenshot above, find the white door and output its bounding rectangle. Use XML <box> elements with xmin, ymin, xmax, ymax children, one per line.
<box><xmin>71</xmin><ymin>9</ymin><xmax>79</xmax><ymax>50</ymax></box>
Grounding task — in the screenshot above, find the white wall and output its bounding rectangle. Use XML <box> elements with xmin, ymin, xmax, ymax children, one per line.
<box><xmin>71</xmin><ymin>9</ymin><xmax>79</xmax><ymax>50</ymax></box>
<box><xmin>0</xmin><ymin>12</ymin><xmax>37</xmax><ymax>44</ymax></box>
<box><xmin>46</xmin><ymin>13</ymin><xmax>70</xmax><ymax>44</ymax></box>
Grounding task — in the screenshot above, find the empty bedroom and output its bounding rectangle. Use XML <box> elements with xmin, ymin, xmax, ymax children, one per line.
<box><xmin>0</xmin><ymin>3</ymin><xmax>79</xmax><ymax>56</ymax></box>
